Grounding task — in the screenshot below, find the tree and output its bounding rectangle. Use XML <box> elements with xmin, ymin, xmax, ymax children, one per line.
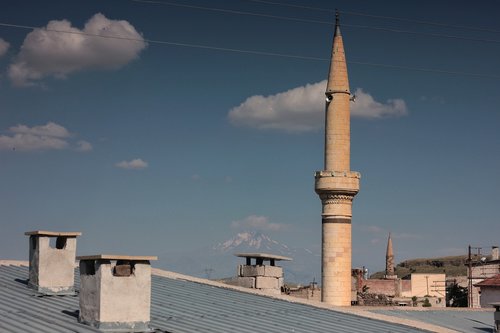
<box><xmin>422</xmin><ymin>298</ymin><xmax>432</xmax><ymax>307</ymax></box>
<box><xmin>446</xmin><ymin>282</ymin><xmax>468</xmax><ymax>307</ymax></box>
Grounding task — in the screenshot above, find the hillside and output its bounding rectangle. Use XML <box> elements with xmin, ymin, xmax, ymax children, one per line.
<box><xmin>370</xmin><ymin>255</ymin><xmax>469</xmax><ymax>279</ymax></box>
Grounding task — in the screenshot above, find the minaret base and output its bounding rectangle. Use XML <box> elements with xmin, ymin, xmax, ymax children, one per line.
<box><xmin>315</xmin><ymin>171</ymin><xmax>359</xmax><ymax>306</ymax></box>
<box><xmin>322</xmin><ymin>220</ymin><xmax>352</xmax><ymax>306</ymax></box>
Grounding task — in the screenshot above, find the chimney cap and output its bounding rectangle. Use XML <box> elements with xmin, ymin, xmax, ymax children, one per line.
<box><xmin>77</xmin><ymin>254</ymin><xmax>157</xmax><ymax>261</ymax></box>
<box><xmin>235</xmin><ymin>253</ymin><xmax>292</xmax><ymax>261</ymax></box>
<box><xmin>25</xmin><ymin>230</ymin><xmax>82</xmax><ymax>237</ymax></box>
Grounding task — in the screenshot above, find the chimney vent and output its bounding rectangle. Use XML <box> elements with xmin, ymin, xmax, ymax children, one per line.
<box><xmin>234</xmin><ymin>253</ymin><xmax>291</xmax><ymax>295</ymax></box>
<box><xmin>77</xmin><ymin>254</ymin><xmax>157</xmax><ymax>332</ymax></box>
<box><xmin>492</xmin><ymin>246</ymin><xmax>499</xmax><ymax>261</ymax></box>
<box><xmin>24</xmin><ymin>230</ymin><xmax>81</xmax><ymax>295</ymax></box>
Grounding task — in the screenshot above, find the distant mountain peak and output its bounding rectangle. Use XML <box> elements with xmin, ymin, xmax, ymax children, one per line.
<box><xmin>213</xmin><ymin>231</ymin><xmax>289</xmax><ymax>254</ymax></box>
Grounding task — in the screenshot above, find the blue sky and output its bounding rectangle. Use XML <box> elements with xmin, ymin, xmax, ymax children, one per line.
<box><xmin>0</xmin><ymin>0</ymin><xmax>499</xmax><ymax>276</ymax></box>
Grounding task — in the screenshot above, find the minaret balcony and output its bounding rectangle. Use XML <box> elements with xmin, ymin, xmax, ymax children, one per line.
<box><xmin>314</xmin><ymin>170</ymin><xmax>360</xmax><ymax>194</ymax></box>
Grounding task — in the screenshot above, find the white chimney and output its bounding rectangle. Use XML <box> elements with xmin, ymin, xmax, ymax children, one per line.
<box><xmin>77</xmin><ymin>254</ymin><xmax>157</xmax><ymax>332</ymax></box>
<box><xmin>492</xmin><ymin>246</ymin><xmax>499</xmax><ymax>261</ymax></box>
<box><xmin>25</xmin><ymin>230</ymin><xmax>81</xmax><ymax>295</ymax></box>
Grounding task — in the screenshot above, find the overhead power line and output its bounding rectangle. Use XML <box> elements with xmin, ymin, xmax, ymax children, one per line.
<box><xmin>342</xmin><ymin>11</ymin><xmax>500</xmax><ymax>34</ymax></box>
<box><xmin>244</xmin><ymin>0</ymin><xmax>333</xmax><ymax>13</ymax></box>
<box><xmin>131</xmin><ymin>0</ymin><xmax>500</xmax><ymax>45</ymax></box>
<box><xmin>243</xmin><ymin>0</ymin><xmax>500</xmax><ymax>34</ymax></box>
<box><xmin>131</xmin><ymin>0</ymin><xmax>332</xmax><ymax>25</ymax></box>
<box><xmin>342</xmin><ymin>23</ymin><xmax>500</xmax><ymax>44</ymax></box>
<box><xmin>0</xmin><ymin>22</ymin><xmax>499</xmax><ymax>79</ymax></box>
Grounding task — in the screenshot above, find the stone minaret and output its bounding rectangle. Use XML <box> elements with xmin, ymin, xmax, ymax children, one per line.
<box><xmin>385</xmin><ymin>233</ymin><xmax>397</xmax><ymax>279</ymax></box>
<box><xmin>315</xmin><ymin>12</ymin><xmax>360</xmax><ymax>306</ymax></box>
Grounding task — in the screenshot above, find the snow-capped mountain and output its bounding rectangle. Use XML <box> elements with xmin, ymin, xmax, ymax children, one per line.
<box><xmin>158</xmin><ymin>231</ymin><xmax>320</xmax><ymax>284</ymax></box>
<box><xmin>212</xmin><ymin>231</ymin><xmax>291</xmax><ymax>255</ymax></box>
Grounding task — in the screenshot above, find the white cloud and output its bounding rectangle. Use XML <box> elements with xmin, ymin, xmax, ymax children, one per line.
<box><xmin>115</xmin><ymin>158</ymin><xmax>148</xmax><ymax>170</ymax></box>
<box><xmin>0</xmin><ymin>122</ymin><xmax>73</xmax><ymax>151</ymax></box>
<box><xmin>10</xmin><ymin>122</ymin><xmax>70</xmax><ymax>138</ymax></box>
<box><xmin>228</xmin><ymin>80</ymin><xmax>408</xmax><ymax>132</ymax></box>
<box><xmin>8</xmin><ymin>13</ymin><xmax>147</xmax><ymax>86</ymax></box>
<box><xmin>231</xmin><ymin>215</ymin><xmax>287</xmax><ymax>232</ymax></box>
<box><xmin>76</xmin><ymin>140</ymin><xmax>93</xmax><ymax>152</ymax></box>
<box><xmin>0</xmin><ymin>38</ymin><xmax>9</xmax><ymax>57</ymax></box>
<box><xmin>353</xmin><ymin>88</ymin><xmax>408</xmax><ymax>118</ymax></box>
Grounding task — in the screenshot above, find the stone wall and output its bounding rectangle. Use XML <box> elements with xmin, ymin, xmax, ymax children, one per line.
<box><xmin>362</xmin><ymin>279</ymin><xmax>399</xmax><ymax>297</ymax></box>
<box><xmin>234</xmin><ymin>264</ymin><xmax>284</xmax><ymax>295</ymax></box>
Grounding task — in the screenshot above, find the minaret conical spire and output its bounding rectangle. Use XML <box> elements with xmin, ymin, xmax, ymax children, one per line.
<box><xmin>325</xmin><ymin>10</ymin><xmax>350</xmax><ymax>171</ymax></box>
<box><xmin>334</xmin><ymin>9</ymin><xmax>341</xmax><ymax>37</ymax></box>
<box><xmin>385</xmin><ymin>233</ymin><xmax>396</xmax><ymax>279</ymax></box>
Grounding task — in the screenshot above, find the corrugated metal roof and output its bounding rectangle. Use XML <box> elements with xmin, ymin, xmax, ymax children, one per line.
<box><xmin>0</xmin><ymin>264</ymin><xmax>432</xmax><ymax>333</ymax></box>
<box><xmin>371</xmin><ymin>309</ymin><xmax>495</xmax><ymax>333</ymax></box>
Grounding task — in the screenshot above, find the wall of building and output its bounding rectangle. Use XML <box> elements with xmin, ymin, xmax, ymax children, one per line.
<box><xmin>471</xmin><ymin>261</ymin><xmax>500</xmax><ymax>308</ymax></box>
<box><xmin>479</xmin><ymin>288</ymin><xmax>500</xmax><ymax>308</ymax></box>
<box><xmin>288</xmin><ymin>287</ymin><xmax>321</xmax><ymax>301</ymax></box>
<box><xmin>362</xmin><ymin>279</ymin><xmax>398</xmax><ymax>296</ymax></box>
<box><xmin>401</xmin><ymin>280</ymin><xmax>411</xmax><ymax>297</ymax></box>
<box><xmin>410</xmin><ymin>274</ymin><xmax>446</xmax><ymax>298</ymax></box>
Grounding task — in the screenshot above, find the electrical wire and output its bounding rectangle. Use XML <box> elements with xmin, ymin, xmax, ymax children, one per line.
<box><xmin>131</xmin><ymin>0</ymin><xmax>500</xmax><ymax>44</ymax></box>
<box><xmin>244</xmin><ymin>0</ymin><xmax>334</xmax><ymax>13</ymax></box>
<box><xmin>342</xmin><ymin>23</ymin><xmax>500</xmax><ymax>44</ymax></box>
<box><xmin>0</xmin><ymin>22</ymin><xmax>499</xmax><ymax>79</ymax></box>
<box><xmin>243</xmin><ymin>0</ymin><xmax>500</xmax><ymax>34</ymax></box>
<box><xmin>131</xmin><ymin>0</ymin><xmax>332</xmax><ymax>25</ymax></box>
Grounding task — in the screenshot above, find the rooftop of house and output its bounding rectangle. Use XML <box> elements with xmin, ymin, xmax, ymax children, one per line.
<box><xmin>474</xmin><ymin>274</ymin><xmax>500</xmax><ymax>287</ymax></box>
<box><xmin>0</xmin><ymin>260</ymin><xmax>479</xmax><ymax>333</ymax></box>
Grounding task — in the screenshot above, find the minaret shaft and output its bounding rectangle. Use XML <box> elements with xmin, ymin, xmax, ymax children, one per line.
<box><xmin>315</xmin><ymin>13</ymin><xmax>360</xmax><ymax>306</ymax></box>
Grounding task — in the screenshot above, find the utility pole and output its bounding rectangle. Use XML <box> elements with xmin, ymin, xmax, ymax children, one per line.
<box><xmin>467</xmin><ymin>245</ymin><xmax>482</xmax><ymax>308</ymax></box>
<box><xmin>204</xmin><ymin>267</ymin><xmax>214</xmax><ymax>280</ymax></box>
<box><xmin>468</xmin><ymin>245</ymin><xmax>472</xmax><ymax>308</ymax></box>
<box><xmin>425</xmin><ymin>275</ymin><xmax>429</xmax><ymax>296</ymax></box>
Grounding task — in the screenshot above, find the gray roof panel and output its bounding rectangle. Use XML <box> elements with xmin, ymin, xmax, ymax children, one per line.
<box><xmin>372</xmin><ymin>309</ymin><xmax>495</xmax><ymax>333</ymax></box>
<box><xmin>0</xmin><ymin>264</ymin><xmax>432</xmax><ymax>333</ymax></box>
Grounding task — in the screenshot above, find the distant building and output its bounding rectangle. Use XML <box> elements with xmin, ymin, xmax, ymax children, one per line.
<box><xmin>355</xmin><ymin>235</ymin><xmax>446</xmax><ymax>307</ymax></box>
<box><xmin>470</xmin><ymin>246</ymin><xmax>500</xmax><ymax>308</ymax></box>
<box><xmin>474</xmin><ymin>274</ymin><xmax>500</xmax><ymax>308</ymax></box>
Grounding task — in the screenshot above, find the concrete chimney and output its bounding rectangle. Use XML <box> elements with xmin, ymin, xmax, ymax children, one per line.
<box><xmin>77</xmin><ymin>254</ymin><xmax>157</xmax><ymax>332</ymax></box>
<box><xmin>25</xmin><ymin>230</ymin><xmax>81</xmax><ymax>295</ymax></box>
<box><xmin>492</xmin><ymin>246</ymin><xmax>499</xmax><ymax>261</ymax></box>
<box><xmin>234</xmin><ymin>253</ymin><xmax>291</xmax><ymax>295</ymax></box>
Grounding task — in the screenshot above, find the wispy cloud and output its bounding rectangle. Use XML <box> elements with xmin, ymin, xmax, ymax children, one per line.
<box><xmin>391</xmin><ymin>232</ymin><xmax>422</xmax><ymax>240</ymax></box>
<box><xmin>75</xmin><ymin>140</ymin><xmax>93</xmax><ymax>152</ymax></box>
<box><xmin>358</xmin><ymin>224</ymin><xmax>384</xmax><ymax>234</ymax></box>
<box><xmin>228</xmin><ymin>80</ymin><xmax>408</xmax><ymax>132</ymax></box>
<box><xmin>115</xmin><ymin>158</ymin><xmax>148</xmax><ymax>170</ymax></box>
<box><xmin>230</xmin><ymin>215</ymin><xmax>288</xmax><ymax>232</ymax></box>
<box><xmin>8</xmin><ymin>13</ymin><xmax>147</xmax><ymax>86</ymax></box>
<box><xmin>0</xmin><ymin>38</ymin><xmax>9</xmax><ymax>57</ymax></box>
<box><xmin>0</xmin><ymin>122</ymin><xmax>90</xmax><ymax>152</ymax></box>
<box><xmin>356</xmin><ymin>224</ymin><xmax>421</xmax><ymax>240</ymax></box>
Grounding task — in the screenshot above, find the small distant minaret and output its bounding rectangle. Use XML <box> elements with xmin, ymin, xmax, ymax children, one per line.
<box><xmin>315</xmin><ymin>11</ymin><xmax>360</xmax><ymax>306</ymax></box>
<box><xmin>385</xmin><ymin>233</ymin><xmax>397</xmax><ymax>279</ymax></box>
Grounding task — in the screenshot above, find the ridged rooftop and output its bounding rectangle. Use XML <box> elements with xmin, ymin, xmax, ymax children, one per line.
<box><xmin>0</xmin><ymin>263</ymin><xmax>437</xmax><ymax>333</ymax></box>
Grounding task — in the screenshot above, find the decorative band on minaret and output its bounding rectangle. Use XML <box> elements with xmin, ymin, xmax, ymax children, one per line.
<box><xmin>315</xmin><ymin>11</ymin><xmax>360</xmax><ymax>306</ymax></box>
